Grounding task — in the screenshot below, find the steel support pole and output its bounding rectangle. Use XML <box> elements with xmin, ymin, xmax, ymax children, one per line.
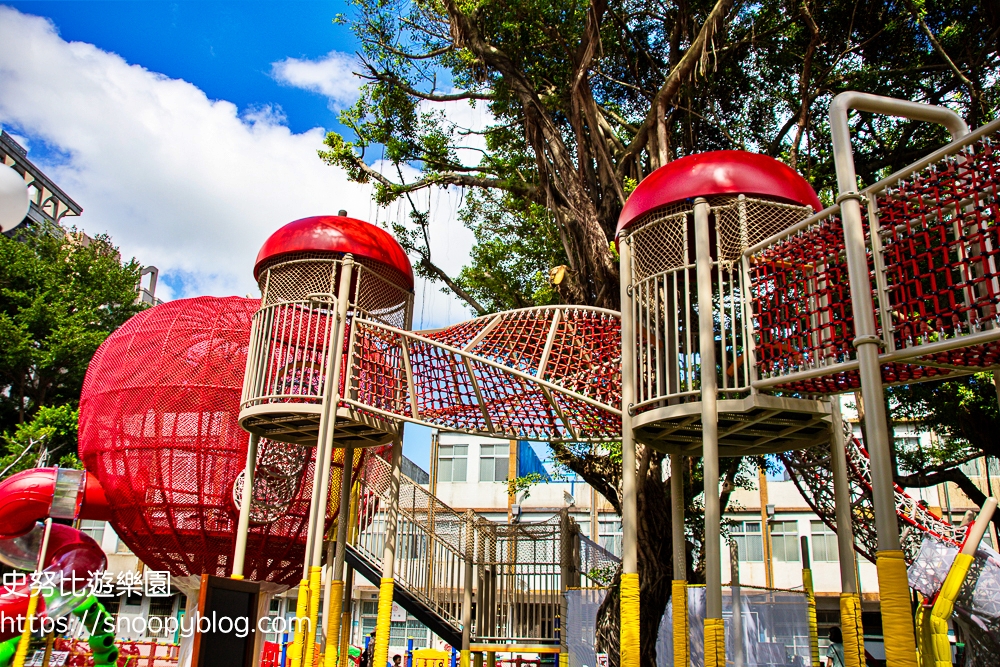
<box><xmin>300</xmin><ymin>256</ymin><xmax>355</xmax><ymax>667</ymax></box>
<box><xmin>461</xmin><ymin>514</ymin><xmax>475</xmax><ymax>667</ymax></box>
<box><xmin>670</xmin><ymin>453</ymin><xmax>688</xmax><ymax>667</ymax></box>
<box><xmin>829</xmin><ymin>92</ymin><xmax>969</xmax><ymax>667</ymax></box>
<box><xmin>694</xmin><ymin>198</ymin><xmax>724</xmax><ymax>666</ymax></box>
<box><xmin>730</xmin><ymin>542</ymin><xmax>744</xmax><ymax>667</ymax></box>
<box><xmin>373</xmin><ymin>433</ymin><xmax>404</xmax><ymax>667</ymax></box>
<box><xmin>325</xmin><ymin>445</ymin><xmax>355</xmax><ymax>667</ymax></box>
<box><xmin>231</xmin><ymin>432</ymin><xmax>261</xmax><ymax>579</ymax></box>
<box><xmin>801</xmin><ymin>536</ymin><xmax>820</xmax><ymax>667</ymax></box>
<box><xmin>340</xmin><ymin>562</ymin><xmax>356</xmax><ymax>667</ymax></box>
<box><xmin>829</xmin><ymin>401</ymin><xmax>865</xmax><ymax>667</ymax></box>
<box><xmin>618</xmin><ymin>231</ymin><xmax>641</xmax><ymax>667</ymax></box>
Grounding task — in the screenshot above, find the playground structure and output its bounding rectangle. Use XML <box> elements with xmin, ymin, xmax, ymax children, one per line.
<box><xmin>0</xmin><ymin>91</ymin><xmax>999</xmax><ymax>667</ymax></box>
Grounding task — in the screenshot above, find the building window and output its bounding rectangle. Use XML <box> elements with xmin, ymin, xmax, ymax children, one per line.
<box><xmin>731</xmin><ymin>521</ymin><xmax>764</xmax><ymax>561</ymax></box>
<box><xmin>146</xmin><ymin>596</ymin><xmax>176</xmax><ymax>640</ymax></box>
<box><xmin>770</xmin><ymin>521</ymin><xmax>800</xmax><ymax>562</ymax></box>
<box><xmin>79</xmin><ymin>520</ymin><xmax>105</xmax><ymax>546</ymax></box>
<box><xmin>264</xmin><ymin>598</ymin><xmax>282</xmax><ymax>643</ymax></box>
<box><xmin>810</xmin><ymin>521</ymin><xmax>839</xmax><ymax>562</ymax></box>
<box><xmin>438</xmin><ymin>445</ymin><xmax>468</xmax><ymax>482</ymax></box>
<box><xmin>479</xmin><ymin>444</ymin><xmax>509</xmax><ymax>482</ymax></box>
<box><xmin>359</xmin><ymin>601</ymin><xmax>429</xmax><ymax>649</ymax></box>
<box><xmin>598</xmin><ymin>514</ymin><xmax>622</xmax><ymax>558</ymax></box>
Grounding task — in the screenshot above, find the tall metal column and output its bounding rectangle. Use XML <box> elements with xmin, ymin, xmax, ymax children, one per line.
<box><xmin>231</xmin><ymin>432</ymin><xmax>261</xmax><ymax>579</ymax></box>
<box><xmin>373</xmin><ymin>433</ymin><xmax>404</xmax><ymax>667</ymax></box>
<box><xmin>461</xmin><ymin>513</ymin><xmax>475</xmax><ymax>667</ymax></box>
<box><xmin>730</xmin><ymin>543</ymin><xmax>744</xmax><ymax>667</ymax></box>
<box><xmin>298</xmin><ymin>256</ymin><xmax>355</xmax><ymax>667</ymax></box>
<box><xmin>618</xmin><ymin>231</ymin><xmax>641</xmax><ymax>667</ymax></box>
<box><xmin>670</xmin><ymin>453</ymin><xmax>688</xmax><ymax>667</ymax></box>
<box><xmin>829</xmin><ymin>401</ymin><xmax>865</xmax><ymax>667</ymax></box>
<box><xmin>829</xmin><ymin>92</ymin><xmax>968</xmax><ymax>667</ymax></box>
<box><xmin>801</xmin><ymin>536</ymin><xmax>819</xmax><ymax>667</ymax></box>
<box><xmin>324</xmin><ymin>444</ymin><xmax>355</xmax><ymax>667</ymax></box>
<box><xmin>693</xmin><ymin>198</ymin><xmax>724</xmax><ymax>666</ymax></box>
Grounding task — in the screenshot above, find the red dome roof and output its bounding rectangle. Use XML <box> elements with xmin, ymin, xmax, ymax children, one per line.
<box><xmin>617</xmin><ymin>151</ymin><xmax>822</xmax><ymax>234</ymax></box>
<box><xmin>254</xmin><ymin>215</ymin><xmax>414</xmax><ymax>290</ymax></box>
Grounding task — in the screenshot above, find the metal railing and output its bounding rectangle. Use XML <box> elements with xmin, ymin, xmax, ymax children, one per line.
<box><xmin>748</xmin><ymin>116</ymin><xmax>1000</xmax><ymax>391</ymax></box>
<box><xmin>350</xmin><ymin>454</ymin><xmax>586</xmax><ymax>645</ymax></box>
<box><xmin>627</xmin><ymin>196</ymin><xmax>810</xmax><ymax>412</ymax></box>
<box><xmin>353</xmin><ymin>453</ymin><xmax>471</xmax><ymax>628</ymax></box>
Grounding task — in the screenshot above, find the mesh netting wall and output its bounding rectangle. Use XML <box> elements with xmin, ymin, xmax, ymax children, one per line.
<box><xmin>565</xmin><ymin>587</ymin><xmax>810</xmax><ymax>667</ymax></box>
<box><xmin>748</xmin><ymin>127</ymin><xmax>1000</xmax><ymax>392</ymax></box>
<box><xmin>79</xmin><ymin>296</ymin><xmax>359</xmax><ymax>584</ymax></box>
<box><xmin>661</xmin><ymin>588</ymin><xmax>811</xmax><ymax>667</ymax></box>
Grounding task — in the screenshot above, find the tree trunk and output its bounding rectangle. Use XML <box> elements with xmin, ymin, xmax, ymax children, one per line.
<box><xmin>594</xmin><ymin>457</ymin><xmax>679</xmax><ymax>667</ymax></box>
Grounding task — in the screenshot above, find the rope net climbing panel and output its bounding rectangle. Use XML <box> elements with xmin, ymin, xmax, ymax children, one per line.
<box><xmin>749</xmin><ymin>119</ymin><xmax>1000</xmax><ymax>392</ymax></box>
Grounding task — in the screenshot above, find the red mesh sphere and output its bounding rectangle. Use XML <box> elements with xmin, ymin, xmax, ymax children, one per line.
<box><xmin>78</xmin><ymin>296</ymin><xmax>359</xmax><ymax>584</ymax></box>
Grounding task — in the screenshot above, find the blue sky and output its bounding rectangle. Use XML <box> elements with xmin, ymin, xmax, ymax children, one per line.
<box><xmin>7</xmin><ymin>1</ymin><xmax>355</xmax><ymax>136</ymax></box>
<box><xmin>0</xmin><ymin>2</ymin><xmax>485</xmax><ymax>467</ymax></box>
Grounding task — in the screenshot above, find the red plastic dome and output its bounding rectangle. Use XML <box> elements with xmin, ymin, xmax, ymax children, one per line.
<box><xmin>254</xmin><ymin>215</ymin><xmax>414</xmax><ymax>290</ymax></box>
<box><xmin>78</xmin><ymin>297</ymin><xmax>361</xmax><ymax>584</ymax></box>
<box><xmin>617</xmin><ymin>151</ymin><xmax>822</xmax><ymax>234</ymax></box>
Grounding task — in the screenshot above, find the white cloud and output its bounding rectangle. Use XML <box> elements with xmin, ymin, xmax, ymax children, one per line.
<box><xmin>271</xmin><ymin>50</ymin><xmax>361</xmax><ymax>111</ymax></box>
<box><xmin>0</xmin><ymin>6</ymin><xmax>474</xmax><ymax>327</ymax></box>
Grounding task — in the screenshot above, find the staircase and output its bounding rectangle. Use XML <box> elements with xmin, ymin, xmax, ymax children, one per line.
<box><xmin>345</xmin><ymin>454</ymin><xmax>619</xmax><ymax>649</ymax></box>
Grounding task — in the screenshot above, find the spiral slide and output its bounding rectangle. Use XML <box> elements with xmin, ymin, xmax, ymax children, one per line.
<box><xmin>0</xmin><ymin>467</ymin><xmax>120</xmax><ymax>665</ymax></box>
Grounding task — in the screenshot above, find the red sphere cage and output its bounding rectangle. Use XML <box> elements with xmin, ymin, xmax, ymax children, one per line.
<box><xmin>78</xmin><ymin>296</ymin><xmax>362</xmax><ymax>584</ymax></box>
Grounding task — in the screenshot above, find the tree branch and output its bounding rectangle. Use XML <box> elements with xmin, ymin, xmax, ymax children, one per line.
<box><xmin>360</xmin><ymin>65</ymin><xmax>494</xmax><ymax>101</ymax></box>
<box><xmin>616</xmin><ymin>0</ymin><xmax>736</xmax><ymax>178</ymax></box>
<box><xmin>321</xmin><ymin>145</ymin><xmax>541</xmax><ymax>201</ymax></box>
<box><xmin>418</xmin><ymin>256</ymin><xmax>487</xmax><ymax>315</ymax></box>
<box><xmin>903</xmin><ymin>0</ymin><xmax>980</xmax><ymax>108</ymax></box>
<box><xmin>897</xmin><ymin>466</ymin><xmax>1000</xmax><ymax>533</ymax></box>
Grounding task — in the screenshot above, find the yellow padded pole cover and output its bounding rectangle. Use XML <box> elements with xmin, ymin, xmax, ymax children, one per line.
<box><xmin>324</xmin><ymin>579</ymin><xmax>345</xmax><ymax>667</ymax></box>
<box><xmin>930</xmin><ymin>552</ymin><xmax>972</xmax><ymax>667</ymax></box>
<box><xmin>559</xmin><ymin>650</ymin><xmax>568</xmax><ymax>667</ymax></box>
<box><xmin>876</xmin><ymin>550</ymin><xmax>919</xmax><ymax>667</ymax></box>
<box><xmin>373</xmin><ymin>578</ymin><xmax>395</xmax><ymax>667</ymax></box>
<box><xmin>340</xmin><ymin>609</ymin><xmax>352</xmax><ymax>667</ymax></box>
<box><xmin>12</xmin><ymin>590</ymin><xmax>40</xmax><ymax>667</ymax></box>
<box><xmin>915</xmin><ymin>600</ymin><xmax>932</xmax><ymax>667</ymax></box>
<box><xmin>289</xmin><ymin>578</ymin><xmax>311</xmax><ymax>667</ymax></box>
<box><xmin>460</xmin><ymin>650</ymin><xmax>471</xmax><ymax>667</ymax></box>
<box><xmin>803</xmin><ymin>568</ymin><xmax>820</xmax><ymax>667</ymax></box>
<box><xmin>839</xmin><ymin>592</ymin><xmax>865</xmax><ymax>667</ymax></box>
<box><xmin>620</xmin><ymin>572</ymin><xmax>640</xmax><ymax>667</ymax></box>
<box><xmin>303</xmin><ymin>565</ymin><xmax>324</xmax><ymax>667</ymax></box>
<box><xmin>671</xmin><ymin>580</ymin><xmax>688</xmax><ymax>667</ymax></box>
<box><xmin>703</xmin><ymin>617</ymin><xmax>725</xmax><ymax>667</ymax></box>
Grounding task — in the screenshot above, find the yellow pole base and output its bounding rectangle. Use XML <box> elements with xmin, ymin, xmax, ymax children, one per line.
<box><xmin>373</xmin><ymin>578</ymin><xmax>396</xmax><ymax>667</ymax></box>
<box><xmin>803</xmin><ymin>568</ymin><xmax>819</xmax><ymax>667</ymax></box>
<box><xmin>324</xmin><ymin>579</ymin><xmax>345</xmax><ymax>667</ymax></box>
<box><xmin>289</xmin><ymin>577</ymin><xmax>311</xmax><ymax>667</ymax></box>
<box><xmin>619</xmin><ymin>572</ymin><xmax>640</xmax><ymax>667</ymax></box>
<box><xmin>460</xmin><ymin>649</ymin><xmax>471</xmax><ymax>667</ymax></box>
<box><xmin>303</xmin><ymin>566</ymin><xmax>324</xmax><ymax>667</ymax></box>
<box><xmin>840</xmin><ymin>592</ymin><xmax>865</xmax><ymax>667</ymax></box>
<box><xmin>876</xmin><ymin>550</ymin><xmax>919</xmax><ymax>667</ymax></box>
<box><xmin>671</xmin><ymin>580</ymin><xmax>687</xmax><ymax>667</ymax></box>
<box><xmin>12</xmin><ymin>590</ymin><xmax>40</xmax><ymax>667</ymax></box>
<box><xmin>703</xmin><ymin>617</ymin><xmax>725</xmax><ymax>667</ymax></box>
